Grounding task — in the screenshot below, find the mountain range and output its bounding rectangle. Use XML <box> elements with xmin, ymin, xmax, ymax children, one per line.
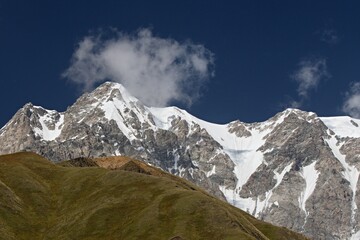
<box><xmin>1</xmin><ymin>82</ymin><xmax>360</xmax><ymax>239</ymax></box>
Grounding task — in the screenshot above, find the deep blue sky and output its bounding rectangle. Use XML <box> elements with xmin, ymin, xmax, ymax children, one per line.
<box><xmin>1</xmin><ymin>0</ymin><xmax>360</xmax><ymax>127</ymax></box>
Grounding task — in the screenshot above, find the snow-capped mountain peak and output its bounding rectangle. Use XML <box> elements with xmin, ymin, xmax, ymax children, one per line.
<box><xmin>1</xmin><ymin>82</ymin><xmax>360</xmax><ymax>239</ymax></box>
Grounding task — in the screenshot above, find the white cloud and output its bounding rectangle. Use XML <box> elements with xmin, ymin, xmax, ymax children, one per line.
<box><xmin>63</xmin><ymin>28</ymin><xmax>214</xmax><ymax>107</ymax></box>
<box><xmin>342</xmin><ymin>82</ymin><xmax>360</xmax><ymax>118</ymax></box>
<box><xmin>292</xmin><ymin>58</ymin><xmax>329</xmax><ymax>99</ymax></box>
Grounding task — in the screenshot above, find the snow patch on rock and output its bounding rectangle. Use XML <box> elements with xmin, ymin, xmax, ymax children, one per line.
<box><xmin>321</xmin><ymin>116</ymin><xmax>360</xmax><ymax>138</ymax></box>
<box><xmin>33</xmin><ymin>111</ymin><xmax>64</xmax><ymax>141</ymax></box>
<box><xmin>298</xmin><ymin>161</ymin><xmax>319</xmax><ymax>216</ymax></box>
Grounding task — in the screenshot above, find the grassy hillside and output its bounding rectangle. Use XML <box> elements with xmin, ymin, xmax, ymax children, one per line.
<box><xmin>0</xmin><ymin>152</ymin><xmax>308</xmax><ymax>240</ymax></box>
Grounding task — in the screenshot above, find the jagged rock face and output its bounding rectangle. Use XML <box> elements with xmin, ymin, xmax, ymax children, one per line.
<box><xmin>2</xmin><ymin>82</ymin><xmax>360</xmax><ymax>239</ymax></box>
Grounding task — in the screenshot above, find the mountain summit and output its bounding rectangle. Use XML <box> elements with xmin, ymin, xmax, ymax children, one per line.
<box><xmin>1</xmin><ymin>82</ymin><xmax>360</xmax><ymax>239</ymax></box>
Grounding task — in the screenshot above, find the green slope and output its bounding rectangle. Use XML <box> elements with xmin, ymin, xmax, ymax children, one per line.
<box><xmin>0</xmin><ymin>152</ymin><xmax>308</xmax><ymax>240</ymax></box>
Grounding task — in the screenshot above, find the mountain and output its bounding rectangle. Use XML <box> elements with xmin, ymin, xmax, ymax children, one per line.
<box><xmin>0</xmin><ymin>152</ymin><xmax>308</xmax><ymax>240</ymax></box>
<box><xmin>1</xmin><ymin>81</ymin><xmax>360</xmax><ymax>239</ymax></box>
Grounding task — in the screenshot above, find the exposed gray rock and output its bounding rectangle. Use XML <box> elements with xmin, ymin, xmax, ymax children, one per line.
<box><xmin>228</xmin><ymin>120</ymin><xmax>252</xmax><ymax>137</ymax></box>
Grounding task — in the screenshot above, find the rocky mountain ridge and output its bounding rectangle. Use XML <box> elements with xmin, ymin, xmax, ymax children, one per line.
<box><xmin>1</xmin><ymin>82</ymin><xmax>360</xmax><ymax>239</ymax></box>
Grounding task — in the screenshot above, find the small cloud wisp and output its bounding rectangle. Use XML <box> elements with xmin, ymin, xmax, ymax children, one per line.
<box><xmin>342</xmin><ymin>82</ymin><xmax>360</xmax><ymax>118</ymax></box>
<box><xmin>292</xmin><ymin>58</ymin><xmax>329</xmax><ymax>99</ymax></box>
<box><xmin>320</xmin><ymin>29</ymin><xmax>339</xmax><ymax>45</ymax></box>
